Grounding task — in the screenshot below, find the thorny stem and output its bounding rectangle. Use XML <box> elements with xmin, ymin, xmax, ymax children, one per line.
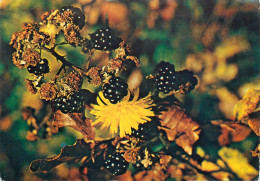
<box><xmin>42</xmin><ymin>46</ymin><xmax>87</xmax><ymax>77</ymax></box>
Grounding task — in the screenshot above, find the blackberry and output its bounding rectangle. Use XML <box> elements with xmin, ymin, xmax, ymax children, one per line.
<box><xmin>102</xmin><ymin>76</ymin><xmax>128</xmax><ymax>104</ymax></box>
<box><xmin>89</xmin><ymin>26</ymin><xmax>122</xmax><ymax>51</ymax></box>
<box><xmin>104</xmin><ymin>152</ymin><xmax>129</xmax><ymax>175</ymax></box>
<box><xmin>154</xmin><ymin>61</ymin><xmax>177</xmax><ymax>94</ymax></box>
<box><xmin>131</xmin><ymin>120</ymin><xmax>159</xmax><ymax>140</ymax></box>
<box><xmin>60</xmin><ymin>6</ymin><xmax>85</xmax><ymax>29</ymax></box>
<box><xmin>175</xmin><ymin>69</ymin><xmax>198</xmax><ymax>94</ymax></box>
<box><xmin>52</xmin><ymin>92</ymin><xmax>84</xmax><ymax>113</ymax></box>
<box><xmin>27</xmin><ymin>58</ymin><xmax>49</xmax><ymax>76</ymax></box>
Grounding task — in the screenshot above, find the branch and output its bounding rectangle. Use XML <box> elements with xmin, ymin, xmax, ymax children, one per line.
<box><xmin>42</xmin><ymin>46</ymin><xmax>88</xmax><ymax>76</ymax></box>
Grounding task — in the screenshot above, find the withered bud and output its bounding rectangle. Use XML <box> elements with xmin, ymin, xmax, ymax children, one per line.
<box><xmin>66</xmin><ymin>71</ymin><xmax>83</xmax><ymax>91</ymax></box>
<box><xmin>109</xmin><ymin>58</ymin><xmax>123</xmax><ymax>70</ymax></box>
<box><xmin>39</xmin><ymin>82</ymin><xmax>57</xmax><ymax>101</ymax></box>
<box><xmin>123</xmin><ymin>147</ymin><xmax>140</xmax><ymax>163</ymax></box>
<box><xmin>13</xmin><ymin>52</ymin><xmax>28</xmax><ymax>69</ymax></box>
<box><xmin>22</xmin><ymin>48</ymin><xmax>41</xmax><ymax>66</ymax></box>
<box><xmin>25</xmin><ymin>78</ymin><xmax>37</xmax><ymax>94</ymax></box>
<box><xmin>64</xmin><ymin>24</ymin><xmax>81</xmax><ymax>46</ymax></box>
<box><xmin>86</xmin><ymin>67</ymin><xmax>102</xmax><ymax>86</ymax></box>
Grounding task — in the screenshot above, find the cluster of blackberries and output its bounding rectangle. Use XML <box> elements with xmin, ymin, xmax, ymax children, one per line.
<box><xmin>89</xmin><ymin>26</ymin><xmax>122</xmax><ymax>51</ymax></box>
<box><xmin>27</xmin><ymin>58</ymin><xmax>49</xmax><ymax>76</ymax></box>
<box><xmin>60</xmin><ymin>6</ymin><xmax>85</xmax><ymax>29</ymax></box>
<box><xmin>52</xmin><ymin>92</ymin><xmax>84</xmax><ymax>113</ymax></box>
<box><xmin>104</xmin><ymin>152</ymin><xmax>129</xmax><ymax>175</ymax></box>
<box><xmin>102</xmin><ymin>76</ymin><xmax>128</xmax><ymax>104</ymax></box>
<box><xmin>153</xmin><ymin>61</ymin><xmax>197</xmax><ymax>94</ymax></box>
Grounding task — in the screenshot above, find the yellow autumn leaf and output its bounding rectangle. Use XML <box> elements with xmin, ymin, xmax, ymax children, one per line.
<box><xmin>218</xmin><ymin>147</ymin><xmax>258</xmax><ymax>180</ymax></box>
<box><xmin>201</xmin><ymin>160</ymin><xmax>219</xmax><ymax>172</ymax></box>
<box><xmin>233</xmin><ymin>89</ymin><xmax>260</xmax><ymax>121</ymax></box>
<box><xmin>214</xmin><ymin>36</ymin><xmax>250</xmax><ymax>60</ymax></box>
<box><xmin>215</xmin><ymin>87</ymin><xmax>239</xmax><ymax>118</ymax></box>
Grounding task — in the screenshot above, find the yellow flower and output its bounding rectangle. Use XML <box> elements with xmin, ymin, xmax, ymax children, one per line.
<box><xmin>90</xmin><ymin>89</ymin><xmax>155</xmax><ymax>138</ymax></box>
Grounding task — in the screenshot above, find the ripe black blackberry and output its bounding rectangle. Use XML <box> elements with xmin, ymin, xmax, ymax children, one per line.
<box><xmin>102</xmin><ymin>76</ymin><xmax>128</xmax><ymax>104</ymax></box>
<box><xmin>153</xmin><ymin>61</ymin><xmax>177</xmax><ymax>94</ymax></box>
<box><xmin>175</xmin><ymin>69</ymin><xmax>198</xmax><ymax>94</ymax></box>
<box><xmin>89</xmin><ymin>26</ymin><xmax>122</xmax><ymax>51</ymax></box>
<box><xmin>52</xmin><ymin>92</ymin><xmax>84</xmax><ymax>113</ymax></box>
<box><xmin>27</xmin><ymin>58</ymin><xmax>49</xmax><ymax>76</ymax></box>
<box><xmin>131</xmin><ymin>119</ymin><xmax>159</xmax><ymax>140</ymax></box>
<box><xmin>104</xmin><ymin>152</ymin><xmax>129</xmax><ymax>175</ymax></box>
<box><xmin>60</xmin><ymin>6</ymin><xmax>85</xmax><ymax>29</ymax></box>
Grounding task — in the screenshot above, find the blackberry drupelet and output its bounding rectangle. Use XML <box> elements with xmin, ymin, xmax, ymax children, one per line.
<box><xmin>102</xmin><ymin>76</ymin><xmax>128</xmax><ymax>104</ymax></box>
<box><xmin>89</xmin><ymin>26</ymin><xmax>122</xmax><ymax>51</ymax></box>
<box><xmin>60</xmin><ymin>6</ymin><xmax>85</xmax><ymax>29</ymax></box>
<box><xmin>175</xmin><ymin>69</ymin><xmax>198</xmax><ymax>94</ymax></box>
<box><xmin>154</xmin><ymin>61</ymin><xmax>177</xmax><ymax>94</ymax></box>
<box><xmin>52</xmin><ymin>92</ymin><xmax>84</xmax><ymax>113</ymax></box>
<box><xmin>27</xmin><ymin>58</ymin><xmax>49</xmax><ymax>76</ymax></box>
<box><xmin>104</xmin><ymin>152</ymin><xmax>129</xmax><ymax>175</ymax></box>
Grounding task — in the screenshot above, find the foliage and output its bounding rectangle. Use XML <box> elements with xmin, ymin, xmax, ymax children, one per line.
<box><xmin>0</xmin><ymin>0</ymin><xmax>259</xmax><ymax>180</ymax></box>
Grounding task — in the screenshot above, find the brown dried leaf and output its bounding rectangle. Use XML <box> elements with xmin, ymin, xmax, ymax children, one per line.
<box><xmin>158</xmin><ymin>105</ymin><xmax>201</xmax><ymax>155</ymax></box>
<box><xmin>53</xmin><ymin>111</ymin><xmax>95</xmax><ymax>140</ymax></box>
<box><xmin>29</xmin><ymin>139</ymin><xmax>94</xmax><ymax>173</ymax></box>
<box><xmin>218</xmin><ymin>124</ymin><xmax>251</xmax><ymax>146</ymax></box>
<box><xmin>247</xmin><ymin>111</ymin><xmax>260</xmax><ymax>136</ymax></box>
<box><xmin>117</xmin><ymin>170</ymin><xmax>133</xmax><ymax>181</ymax></box>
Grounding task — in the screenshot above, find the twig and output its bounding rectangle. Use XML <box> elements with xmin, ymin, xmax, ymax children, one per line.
<box><xmin>42</xmin><ymin>46</ymin><xmax>88</xmax><ymax>76</ymax></box>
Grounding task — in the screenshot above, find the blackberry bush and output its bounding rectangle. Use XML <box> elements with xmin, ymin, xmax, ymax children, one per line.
<box><xmin>102</xmin><ymin>76</ymin><xmax>128</xmax><ymax>104</ymax></box>
<box><xmin>154</xmin><ymin>61</ymin><xmax>177</xmax><ymax>94</ymax></box>
<box><xmin>89</xmin><ymin>26</ymin><xmax>122</xmax><ymax>51</ymax></box>
<box><xmin>52</xmin><ymin>92</ymin><xmax>84</xmax><ymax>113</ymax></box>
<box><xmin>27</xmin><ymin>58</ymin><xmax>49</xmax><ymax>76</ymax></box>
<box><xmin>104</xmin><ymin>152</ymin><xmax>129</xmax><ymax>175</ymax></box>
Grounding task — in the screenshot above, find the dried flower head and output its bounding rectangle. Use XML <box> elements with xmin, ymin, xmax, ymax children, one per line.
<box><xmin>66</xmin><ymin>71</ymin><xmax>83</xmax><ymax>91</ymax></box>
<box><xmin>64</xmin><ymin>24</ymin><xmax>81</xmax><ymax>46</ymax></box>
<box><xmin>25</xmin><ymin>79</ymin><xmax>37</xmax><ymax>94</ymax></box>
<box><xmin>86</xmin><ymin>67</ymin><xmax>102</xmax><ymax>86</ymax></box>
<box><xmin>109</xmin><ymin>58</ymin><xmax>123</xmax><ymax>71</ymax></box>
<box><xmin>22</xmin><ymin>48</ymin><xmax>41</xmax><ymax>66</ymax></box>
<box><xmin>124</xmin><ymin>147</ymin><xmax>140</xmax><ymax>163</ymax></box>
<box><xmin>22</xmin><ymin>22</ymin><xmax>39</xmax><ymax>32</ymax></box>
<box><xmin>91</xmin><ymin>89</ymin><xmax>155</xmax><ymax>137</ymax></box>
<box><xmin>12</xmin><ymin>52</ymin><xmax>28</xmax><ymax>69</ymax></box>
<box><xmin>39</xmin><ymin>82</ymin><xmax>57</xmax><ymax>101</ymax></box>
